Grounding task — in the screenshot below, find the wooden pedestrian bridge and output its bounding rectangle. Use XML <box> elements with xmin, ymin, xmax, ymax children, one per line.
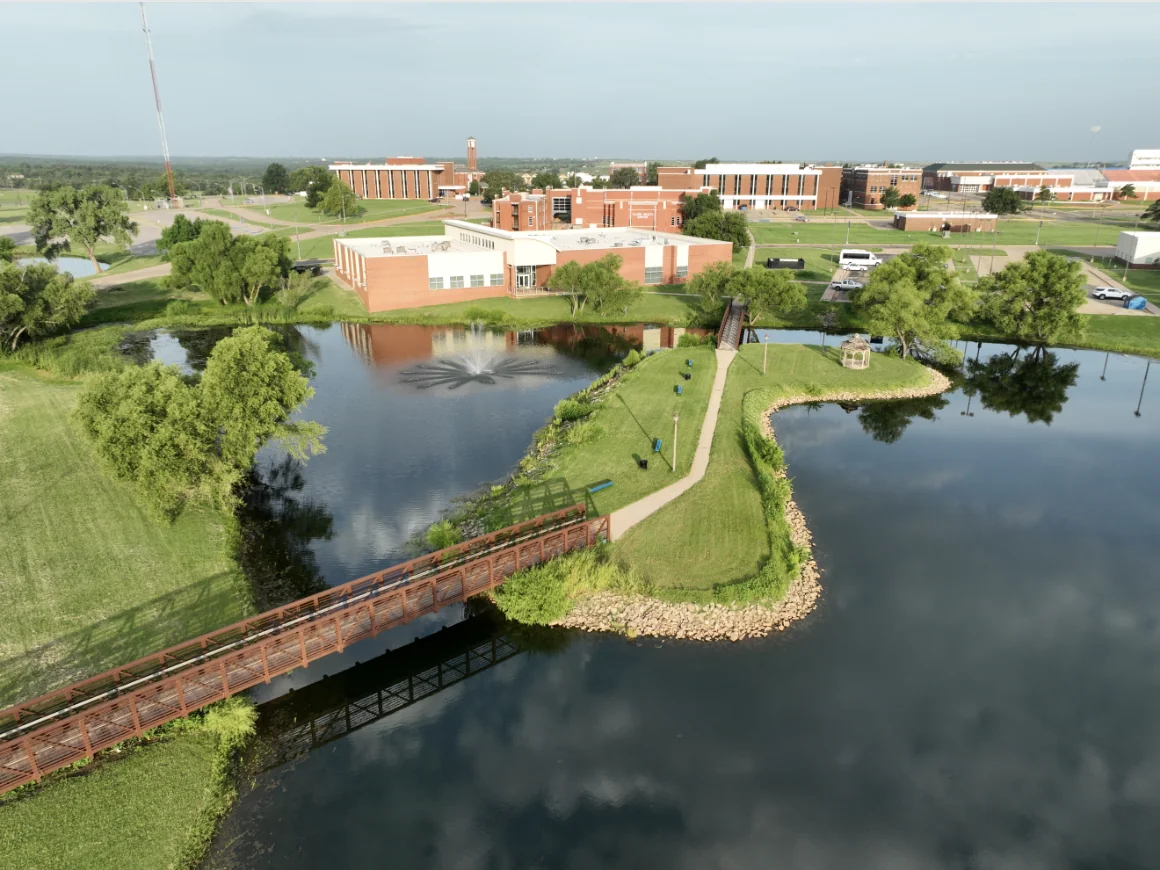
<box><xmin>0</xmin><ymin>505</ymin><xmax>607</xmax><ymax>794</ymax></box>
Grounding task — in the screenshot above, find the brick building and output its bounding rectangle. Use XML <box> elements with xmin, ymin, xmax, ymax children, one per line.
<box><xmin>921</xmin><ymin>162</ymin><xmax>1073</xmax><ymax>194</ymax></box>
<box><xmin>332</xmin><ymin>220</ymin><xmax>732</xmax><ymax>312</ymax></box>
<box><xmin>492</xmin><ymin>187</ymin><xmax>700</xmax><ymax>232</ymax></box>
<box><xmin>330</xmin><ymin>138</ymin><xmax>483</xmax><ymax>200</ymax></box>
<box><xmin>892</xmin><ymin>211</ymin><xmax>998</xmax><ymax>233</ymax></box>
<box><xmin>608</xmin><ymin>162</ymin><xmax>649</xmax><ymax>182</ymax></box>
<box><xmin>1105</xmin><ymin>169</ymin><xmax>1160</xmax><ymax>201</ymax></box>
<box><xmin>656</xmin><ymin>163</ymin><xmax>843</xmax><ymax>211</ymax></box>
<box><xmin>841</xmin><ymin>164</ymin><xmax>922</xmax><ymax>209</ymax></box>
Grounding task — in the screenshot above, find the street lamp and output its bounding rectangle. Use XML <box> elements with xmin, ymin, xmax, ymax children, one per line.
<box><xmin>763</xmin><ymin>334</ymin><xmax>770</xmax><ymax>375</ymax></box>
<box><xmin>672</xmin><ymin>412</ymin><xmax>679</xmax><ymax>473</ymax></box>
<box><xmin>252</xmin><ymin>183</ymin><xmax>268</xmax><ymax>215</ymax></box>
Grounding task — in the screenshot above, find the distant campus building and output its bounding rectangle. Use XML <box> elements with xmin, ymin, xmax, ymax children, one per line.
<box><xmin>841</xmin><ymin>164</ymin><xmax>922</xmax><ymax>209</ymax></box>
<box><xmin>329</xmin><ymin>138</ymin><xmax>483</xmax><ymax>200</ymax></box>
<box><xmin>657</xmin><ymin>163</ymin><xmax>843</xmax><ymax>212</ymax></box>
<box><xmin>332</xmin><ymin>220</ymin><xmax>732</xmax><ymax>312</ymax></box>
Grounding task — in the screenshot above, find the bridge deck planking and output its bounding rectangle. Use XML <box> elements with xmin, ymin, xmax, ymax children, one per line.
<box><xmin>0</xmin><ymin>509</ymin><xmax>607</xmax><ymax>794</ymax></box>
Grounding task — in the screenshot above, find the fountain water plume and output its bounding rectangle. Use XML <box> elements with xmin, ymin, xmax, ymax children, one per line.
<box><xmin>400</xmin><ymin>322</ymin><xmax>561</xmax><ymax>391</ymax></box>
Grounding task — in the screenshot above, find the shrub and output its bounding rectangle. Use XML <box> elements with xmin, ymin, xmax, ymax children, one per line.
<box><xmin>677</xmin><ymin>332</ymin><xmax>715</xmax><ymax>348</ymax></box>
<box><xmin>164</xmin><ymin>299</ymin><xmax>195</xmax><ymax>318</ymax></box>
<box><xmin>563</xmin><ymin>419</ymin><xmax>605</xmax><ymax>445</ymax></box>
<box><xmin>426</xmin><ymin>519</ymin><xmax>462</xmax><ymax>551</ymax></box>
<box><xmin>554</xmin><ymin>397</ymin><xmax>596</xmax><ymax>422</ymax></box>
<box><xmin>493</xmin><ymin>546</ymin><xmax>647</xmax><ymax>624</ymax></box>
<box><xmin>622</xmin><ymin>349</ymin><xmax>643</xmax><ymax>367</ymax></box>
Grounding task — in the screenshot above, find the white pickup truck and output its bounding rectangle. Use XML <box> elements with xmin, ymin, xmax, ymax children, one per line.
<box><xmin>830</xmin><ymin>279</ymin><xmax>865</xmax><ymax>291</ymax></box>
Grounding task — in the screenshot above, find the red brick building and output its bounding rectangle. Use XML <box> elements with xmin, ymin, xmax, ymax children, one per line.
<box><xmin>656</xmin><ymin>162</ymin><xmax>842</xmax><ymax>211</ymax></box>
<box><xmin>492</xmin><ymin>187</ymin><xmax>698</xmax><ymax>232</ymax></box>
<box><xmin>1105</xmin><ymin>169</ymin><xmax>1160</xmax><ymax>201</ymax></box>
<box><xmin>841</xmin><ymin>164</ymin><xmax>922</xmax><ymax>209</ymax></box>
<box><xmin>332</xmin><ymin>220</ymin><xmax>732</xmax><ymax>313</ymax></box>
<box><xmin>921</xmin><ymin>162</ymin><xmax>1073</xmax><ymax>194</ymax></box>
<box><xmin>330</xmin><ymin>138</ymin><xmax>483</xmax><ymax>200</ymax></box>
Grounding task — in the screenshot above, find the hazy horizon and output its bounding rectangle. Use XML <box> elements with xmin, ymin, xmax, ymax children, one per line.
<box><xmin>3</xmin><ymin>3</ymin><xmax>1157</xmax><ymax>164</ymax></box>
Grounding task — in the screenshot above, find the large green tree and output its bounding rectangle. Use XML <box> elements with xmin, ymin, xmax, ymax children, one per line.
<box><xmin>169</xmin><ymin>221</ymin><xmax>292</xmax><ymax>306</ymax></box>
<box><xmin>157</xmin><ymin>214</ymin><xmax>208</xmax><ymax>259</ymax></box>
<box><xmin>262</xmin><ymin>162</ymin><xmax>290</xmax><ymax>195</ymax></box>
<box><xmin>645</xmin><ymin>162</ymin><xmax>660</xmax><ymax>186</ymax></box>
<box><xmin>982</xmin><ymin>186</ymin><xmax>1026</xmax><ymax>215</ymax></box>
<box><xmin>0</xmin><ymin>261</ymin><xmax>95</xmax><ymax>350</ymax></box>
<box><xmin>850</xmin><ymin>244</ymin><xmax>976</xmax><ymax>360</ymax></box>
<box><xmin>318</xmin><ymin>177</ymin><xmax>362</xmax><ymax>220</ymax></box>
<box><xmin>692</xmin><ymin>157</ymin><xmax>719</xmax><ymax>170</ymax></box>
<box><xmin>546</xmin><ymin>254</ymin><xmax>640</xmax><ymax>316</ymax></box>
<box><xmin>0</xmin><ymin>236</ymin><xmax>14</xmax><ymax>264</ymax></box>
<box><xmin>608</xmin><ymin>167</ymin><xmax>641</xmax><ymax>189</ymax></box>
<box><xmin>684</xmin><ymin>209</ymin><xmax>750</xmax><ymax>252</ymax></box>
<box><xmin>289</xmin><ymin>166</ymin><xmax>333</xmax><ymax>208</ymax></box>
<box><xmin>685</xmin><ymin>260</ymin><xmax>735</xmax><ymax>318</ymax></box>
<box><xmin>75</xmin><ymin>326</ymin><xmax>325</xmax><ymax>520</ymax></box>
<box><xmin>724</xmin><ymin>267</ymin><xmax>806</xmax><ymax>328</ymax></box>
<box><xmin>880</xmin><ymin>186</ymin><xmax>901</xmax><ymax>208</ymax></box>
<box><xmin>680</xmin><ymin>191</ymin><xmax>723</xmax><ymax>222</ymax></box>
<box><xmin>481</xmin><ymin>170</ymin><xmax>521</xmax><ymax>199</ymax></box>
<box><xmin>27</xmin><ymin>185</ymin><xmax>138</xmax><ymax>271</ymax></box>
<box><xmin>530</xmin><ymin>171</ymin><xmax>562</xmax><ymax>190</ymax></box>
<box><xmin>898</xmin><ymin>193</ymin><xmax>917</xmax><ymax>208</ymax></box>
<box><xmin>978</xmin><ymin>250</ymin><xmax>1087</xmax><ymax>345</ymax></box>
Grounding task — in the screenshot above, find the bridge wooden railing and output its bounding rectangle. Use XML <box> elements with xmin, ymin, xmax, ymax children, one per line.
<box><xmin>0</xmin><ymin>505</ymin><xmax>607</xmax><ymax>794</ymax></box>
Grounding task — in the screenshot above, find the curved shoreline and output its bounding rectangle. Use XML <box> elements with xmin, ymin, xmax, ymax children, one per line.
<box><xmin>555</xmin><ymin>366</ymin><xmax>953</xmax><ymax>642</ymax></box>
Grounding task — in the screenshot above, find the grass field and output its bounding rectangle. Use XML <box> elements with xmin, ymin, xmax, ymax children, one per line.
<box><xmin>497</xmin><ymin>346</ymin><xmax>718</xmax><ymax>524</ymax></box>
<box><xmin>196</xmin><ymin>207</ymin><xmax>284</xmax><ymax>231</ymax></box>
<box><xmin>0</xmin><ymin>730</ymin><xmax>220</xmax><ymax>870</ymax></box>
<box><xmin>749</xmin><ymin>216</ymin><xmax>1129</xmax><ymax>248</ymax></box>
<box><xmin>615</xmin><ymin>343</ymin><xmax>935</xmax><ymax>596</ymax></box>
<box><xmin>1049</xmin><ymin>248</ymin><xmax>1160</xmax><ymax>304</ymax></box>
<box><xmin>0</xmin><ymin>367</ymin><xmax>250</xmax><ymax>703</ymax></box>
<box><xmin>231</xmin><ymin>199</ymin><xmax>444</xmax><ymax>226</ymax></box>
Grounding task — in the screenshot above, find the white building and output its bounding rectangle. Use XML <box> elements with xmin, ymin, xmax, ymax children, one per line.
<box><xmin>1115</xmin><ymin>231</ymin><xmax>1160</xmax><ymax>267</ymax></box>
<box><xmin>1128</xmin><ymin>150</ymin><xmax>1160</xmax><ymax>170</ymax></box>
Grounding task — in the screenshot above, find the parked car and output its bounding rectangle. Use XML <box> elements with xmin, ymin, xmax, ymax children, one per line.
<box><xmin>923</xmin><ymin>190</ymin><xmax>948</xmax><ymax>199</ymax></box>
<box><xmin>784</xmin><ymin>205</ymin><xmax>799</xmax><ymax>212</ymax></box>
<box><xmin>844</xmin><ymin>262</ymin><xmax>870</xmax><ymax>272</ymax></box>
<box><xmin>1092</xmin><ymin>286</ymin><xmax>1130</xmax><ymax>301</ymax></box>
<box><xmin>830</xmin><ymin>279</ymin><xmax>865</xmax><ymax>291</ymax></box>
<box><xmin>794</xmin><ymin>215</ymin><xmax>809</xmax><ymax>222</ymax></box>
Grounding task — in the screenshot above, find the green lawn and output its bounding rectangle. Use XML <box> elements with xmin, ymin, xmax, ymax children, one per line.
<box><xmin>0</xmin><ymin>731</ymin><xmax>221</xmax><ymax>870</ymax></box>
<box><xmin>196</xmin><ymin>208</ymin><xmax>284</xmax><ymax>231</ymax></box>
<box><xmin>98</xmin><ymin>251</ymin><xmax>166</xmax><ymax>276</ymax></box>
<box><xmin>0</xmin><ymin>367</ymin><xmax>250</xmax><ymax>703</ymax></box>
<box><xmin>229</xmin><ymin>198</ymin><xmax>444</xmax><ymax>226</ymax></box>
<box><xmin>294</xmin><ymin>221</ymin><xmax>451</xmax><ymax>259</ymax></box>
<box><xmin>496</xmin><ymin>346</ymin><xmax>718</xmax><ymax>525</ymax></box>
<box><xmin>1048</xmin><ymin>249</ymin><xmax>1160</xmax><ymax>304</ymax></box>
<box><xmin>749</xmin><ymin>216</ymin><xmax>1128</xmax><ymax>248</ymax></box>
<box><xmin>615</xmin><ymin>343</ymin><xmax>936</xmax><ymax>596</ymax></box>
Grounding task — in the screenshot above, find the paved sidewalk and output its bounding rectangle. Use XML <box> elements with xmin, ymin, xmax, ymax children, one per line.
<box><xmin>609</xmin><ymin>348</ymin><xmax>736</xmax><ymax>540</ymax></box>
<box><xmin>90</xmin><ymin>263</ymin><xmax>172</xmax><ymax>288</ymax></box>
<box><xmin>744</xmin><ymin>230</ymin><xmax>756</xmax><ymax>268</ymax></box>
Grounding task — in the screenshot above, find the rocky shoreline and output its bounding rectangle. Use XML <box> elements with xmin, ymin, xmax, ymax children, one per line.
<box><xmin>554</xmin><ymin>366</ymin><xmax>953</xmax><ymax>643</ymax></box>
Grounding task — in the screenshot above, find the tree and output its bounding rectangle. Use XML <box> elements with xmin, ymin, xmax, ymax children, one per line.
<box><xmin>1142</xmin><ymin>199</ymin><xmax>1160</xmax><ymax>224</ymax></box>
<box><xmin>289</xmin><ymin>166</ymin><xmax>332</xmax><ymax>208</ymax></box>
<box><xmin>0</xmin><ymin>261</ymin><xmax>95</xmax><ymax>350</ymax></box>
<box><xmin>1034</xmin><ymin>185</ymin><xmax>1055</xmax><ymax>205</ymax></box>
<box><xmin>564</xmin><ymin>173</ymin><xmax>581</xmax><ymax>188</ymax></box>
<box><xmin>27</xmin><ymin>185</ymin><xmax>138</xmax><ymax>271</ymax></box>
<box><xmin>684</xmin><ymin>210</ymin><xmax>750</xmax><ymax>252</ymax></box>
<box><xmin>546</xmin><ymin>261</ymin><xmax>587</xmax><ymax>316</ymax></box>
<box><xmin>530</xmin><ymin>171</ymin><xmax>561</xmax><ymax>190</ymax></box>
<box><xmin>468</xmin><ymin>180</ymin><xmax>481</xmax><ymax>196</ymax></box>
<box><xmin>156</xmin><ymin>213</ymin><xmax>207</xmax><ymax>260</ymax></box>
<box><xmin>850</xmin><ymin>244</ymin><xmax>976</xmax><ymax>360</ymax></box>
<box><xmin>482</xmin><ymin>170</ymin><xmax>521</xmax><ymax>199</ymax></box>
<box><xmin>982</xmin><ymin>186</ymin><xmax>1027</xmax><ymax>215</ymax></box>
<box><xmin>318</xmin><ymin>176</ymin><xmax>362</xmax><ymax>220</ymax></box>
<box><xmin>818</xmin><ymin>304</ymin><xmax>840</xmax><ymax>348</ymax></box>
<box><xmin>897</xmin><ymin>193</ymin><xmax>917</xmax><ymax>208</ymax></box>
<box><xmin>645</xmin><ymin>162</ymin><xmax>659</xmax><ymax>186</ymax></box>
<box><xmin>685</xmin><ymin>260</ymin><xmax>735</xmax><ymax>319</ymax></box>
<box><xmin>681</xmin><ymin>191</ymin><xmax>723</xmax><ymax>222</ymax></box>
<box><xmin>880</xmin><ymin>186</ymin><xmax>901</xmax><ymax>208</ymax></box>
<box><xmin>262</xmin><ymin>162</ymin><xmax>290</xmax><ymax>195</ymax></box>
<box><xmin>546</xmin><ymin>254</ymin><xmax>640</xmax><ymax>316</ymax></box>
<box><xmin>169</xmin><ymin>221</ymin><xmax>292</xmax><ymax>306</ymax></box>
<box><xmin>978</xmin><ymin>250</ymin><xmax>1087</xmax><ymax>345</ymax></box>
<box><xmin>692</xmin><ymin>157</ymin><xmax>719</xmax><ymax>170</ymax></box>
<box><xmin>724</xmin><ymin>267</ymin><xmax>807</xmax><ymax>328</ymax></box>
<box><xmin>1117</xmin><ymin>183</ymin><xmax>1137</xmax><ymax>200</ymax></box>
<box><xmin>0</xmin><ymin>236</ymin><xmax>14</xmax><ymax>264</ymax></box>
<box><xmin>608</xmin><ymin>167</ymin><xmax>641</xmax><ymax>189</ymax></box>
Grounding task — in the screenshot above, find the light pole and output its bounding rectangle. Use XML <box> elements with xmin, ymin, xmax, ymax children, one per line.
<box><xmin>1135</xmin><ymin>360</ymin><xmax>1150</xmax><ymax>417</ymax></box>
<box><xmin>988</xmin><ymin>229</ymin><xmax>1000</xmax><ymax>276</ymax></box>
<box><xmin>1034</xmin><ymin>220</ymin><xmax>1043</xmax><ymax>246</ymax></box>
<box><xmin>845</xmin><ymin>220</ymin><xmax>851</xmax><ymax>245</ymax></box>
<box><xmin>1086</xmin><ymin>125</ymin><xmax>1101</xmax><ymax>169</ymax></box>
<box><xmin>252</xmin><ymin>183</ymin><xmax>268</xmax><ymax>215</ymax></box>
<box><xmin>671</xmin><ymin>412</ymin><xmax>679</xmax><ymax>473</ymax></box>
<box><xmin>763</xmin><ymin>334</ymin><xmax>769</xmax><ymax>375</ymax></box>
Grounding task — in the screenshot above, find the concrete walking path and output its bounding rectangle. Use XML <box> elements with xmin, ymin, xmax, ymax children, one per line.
<box><xmin>90</xmin><ymin>263</ymin><xmax>172</xmax><ymax>288</ymax></box>
<box><xmin>744</xmin><ymin>230</ymin><xmax>756</xmax><ymax>268</ymax></box>
<box><xmin>609</xmin><ymin>348</ymin><xmax>736</xmax><ymax>540</ymax></box>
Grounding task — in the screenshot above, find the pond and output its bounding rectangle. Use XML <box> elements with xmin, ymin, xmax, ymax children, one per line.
<box><xmin>202</xmin><ymin>339</ymin><xmax>1160</xmax><ymax>869</ymax></box>
<box><xmin>17</xmin><ymin>256</ymin><xmax>109</xmax><ymax>277</ymax></box>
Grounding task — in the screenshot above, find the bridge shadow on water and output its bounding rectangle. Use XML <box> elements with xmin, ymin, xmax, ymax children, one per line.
<box><xmin>246</xmin><ymin>607</ymin><xmax>569</xmax><ymax>775</ymax></box>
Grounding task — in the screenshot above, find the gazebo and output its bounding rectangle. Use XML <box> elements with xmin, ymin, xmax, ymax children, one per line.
<box><xmin>840</xmin><ymin>334</ymin><xmax>871</xmax><ymax>370</ymax></box>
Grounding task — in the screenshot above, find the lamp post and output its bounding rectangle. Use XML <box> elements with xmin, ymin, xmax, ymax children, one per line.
<box><xmin>763</xmin><ymin>334</ymin><xmax>769</xmax><ymax>375</ymax></box>
<box><xmin>672</xmin><ymin>412</ymin><xmax>679</xmax><ymax>473</ymax></box>
<box><xmin>845</xmin><ymin>220</ymin><xmax>851</xmax><ymax>245</ymax></box>
<box><xmin>1034</xmin><ymin>220</ymin><xmax>1043</xmax><ymax>246</ymax></box>
<box><xmin>252</xmin><ymin>183</ymin><xmax>268</xmax><ymax>215</ymax></box>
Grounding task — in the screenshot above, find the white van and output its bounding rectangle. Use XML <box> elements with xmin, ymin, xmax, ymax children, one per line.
<box><xmin>839</xmin><ymin>249</ymin><xmax>883</xmax><ymax>269</ymax></box>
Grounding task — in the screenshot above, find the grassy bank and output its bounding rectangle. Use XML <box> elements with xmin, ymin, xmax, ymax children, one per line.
<box><xmin>0</xmin><ymin>698</ymin><xmax>256</xmax><ymax>870</ymax></box>
<box><xmin>0</xmin><ymin>365</ymin><xmax>250</xmax><ymax>704</ymax></box>
<box><xmin>615</xmin><ymin>343</ymin><xmax>936</xmax><ymax>599</ymax></box>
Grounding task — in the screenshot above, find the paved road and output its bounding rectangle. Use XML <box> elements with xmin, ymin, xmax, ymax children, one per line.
<box><xmin>609</xmin><ymin>349</ymin><xmax>736</xmax><ymax>540</ymax></box>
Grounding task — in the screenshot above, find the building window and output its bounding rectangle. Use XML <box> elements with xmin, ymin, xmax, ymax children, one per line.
<box><xmin>429</xmin><ymin>277</ymin><xmax>444</xmax><ymax>290</ymax></box>
<box><xmin>670</xmin><ymin>216</ymin><xmax>678</xmax><ymax>226</ymax></box>
<box><xmin>470</xmin><ymin>274</ymin><xmax>485</xmax><ymax>287</ymax></box>
<box><xmin>528</xmin><ymin>214</ymin><xmax>534</xmax><ymax>226</ymax></box>
<box><xmin>450</xmin><ymin>275</ymin><xmax>465</xmax><ymax>288</ymax></box>
<box><xmin>490</xmin><ymin>273</ymin><xmax>504</xmax><ymax>286</ymax></box>
<box><xmin>782</xmin><ymin>175</ymin><xmax>789</xmax><ymax>195</ymax></box>
<box><xmin>676</xmin><ymin>265</ymin><xmax>688</xmax><ymax>278</ymax></box>
<box><xmin>644</xmin><ymin>266</ymin><xmax>663</xmax><ymax>285</ymax></box>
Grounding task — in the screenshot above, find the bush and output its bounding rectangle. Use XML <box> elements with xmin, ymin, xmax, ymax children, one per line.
<box><xmin>563</xmin><ymin>419</ymin><xmax>605</xmax><ymax>445</ymax></box>
<box><xmin>11</xmin><ymin>326</ymin><xmax>129</xmax><ymax>376</ymax></box>
<box><xmin>622</xmin><ymin>349</ymin><xmax>643</xmax><ymax>367</ymax></box>
<box><xmin>493</xmin><ymin>546</ymin><xmax>647</xmax><ymax>624</ymax></box>
<box><xmin>554</xmin><ymin>397</ymin><xmax>597</xmax><ymax>421</ymax></box>
<box><xmin>164</xmin><ymin>299</ymin><xmax>195</xmax><ymax>318</ymax></box>
<box><xmin>677</xmin><ymin>333</ymin><xmax>715</xmax><ymax>348</ymax></box>
<box><xmin>426</xmin><ymin>519</ymin><xmax>462</xmax><ymax>551</ymax></box>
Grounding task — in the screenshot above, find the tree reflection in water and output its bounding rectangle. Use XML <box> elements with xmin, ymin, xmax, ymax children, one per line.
<box><xmin>964</xmin><ymin>346</ymin><xmax>1079</xmax><ymax>425</ymax></box>
<box><xmin>857</xmin><ymin>393</ymin><xmax>951</xmax><ymax>444</ymax></box>
<box><xmin>235</xmin><ymin>456</ymin><xmax>335</xmax><ymax>611</ymax></box>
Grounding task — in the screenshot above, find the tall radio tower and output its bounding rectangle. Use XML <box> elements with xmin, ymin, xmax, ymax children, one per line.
<box><xmin>140</xmin><ymin>3</ymin><xmax>176</xmax><ymax>201</ymax></box>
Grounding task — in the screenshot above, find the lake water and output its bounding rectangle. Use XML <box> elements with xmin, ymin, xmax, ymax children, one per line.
<box><xmin>202</xmin><ymin>338</ymin><xmax>1160</xmax><ymax>869</ymax></box>
<box><xmin>17</xmin><ymin>256</ymin><xmax>109</xmax><ymax>277</ymax></box>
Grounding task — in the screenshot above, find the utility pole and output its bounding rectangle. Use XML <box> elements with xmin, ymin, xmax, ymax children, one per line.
<box><xmin>1034</xmin><ymin>220</ymin><xmax>1043</xmax><ymax>246</ymax></box>
<box><xmin>140</xmin><ymin>3</ymin><xmax>176</xmax><ymax>202</ymax></box>
<box><xmin>672</xmin><ymin>412</ymin><xmax>679</xmax><ymax>473</ymax></box>
<box><xmin>763</xmin><ymin>335</ymin><xmax>769</xmax><ymax>375</ymax></box>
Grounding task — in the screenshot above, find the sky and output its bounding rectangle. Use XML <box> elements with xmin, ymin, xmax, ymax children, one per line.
<box><xmin>3</xmin><ymin>2</ymin><xmax>1157</xmax><ymax>164</ymax></box>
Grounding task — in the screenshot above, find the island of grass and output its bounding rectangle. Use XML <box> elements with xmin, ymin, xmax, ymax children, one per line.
<box><xmin>489</xmin><ymin>342</ymin><xmax>949</xmax><ymax>638</ymax></box>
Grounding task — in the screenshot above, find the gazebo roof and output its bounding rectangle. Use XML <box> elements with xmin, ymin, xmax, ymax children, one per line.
<box><xmin>841</xmin><ymin>334</ymin><xmax>872</xmax><ymax>351</ymax></box>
